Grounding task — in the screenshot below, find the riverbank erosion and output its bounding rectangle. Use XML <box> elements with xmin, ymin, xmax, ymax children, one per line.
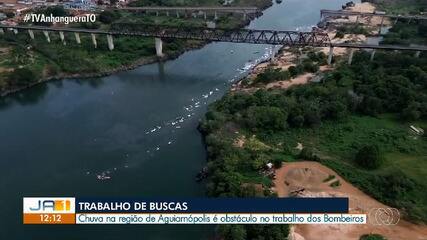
<box><xmin>0</xmin><ymin>0</ymin><xmax>273</xmax><ymax>97</ymax></box>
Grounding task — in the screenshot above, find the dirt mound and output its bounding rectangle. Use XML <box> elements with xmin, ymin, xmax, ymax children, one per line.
<box><xmin>285</xmin><ymin>167</ymin><xmax>329</xmax><ymax>193</ymax></box>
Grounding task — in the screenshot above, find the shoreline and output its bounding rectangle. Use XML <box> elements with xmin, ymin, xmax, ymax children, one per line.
<box><xmin>0</xmin><ymin>2</ymin><xmax>272</xmax><ymax>98</ymax></box>
<box><xmin>0</xmin><ymin>43</ymin><xmax>201</xmax><ymax>97</ymax></box>
<box><xmin>231</xmin><ymin>2</ymin><xmax>386</xmax><ymax>92</ymax></box>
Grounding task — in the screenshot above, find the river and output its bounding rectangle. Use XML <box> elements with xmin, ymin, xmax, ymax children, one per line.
<box><xmin>0</xmin><ymin>0</ymin><xmax>354</xmax><ymax>238</ymax></box>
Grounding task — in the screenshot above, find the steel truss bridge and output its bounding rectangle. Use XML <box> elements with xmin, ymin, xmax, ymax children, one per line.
<box><xmin>0</xmin><ymin>24</ymin><xmax>330</xmax><ymax>46</ymax></box>
<box><xmin>1</xmin><ymin>24</ymin><xmax>427</xmax><ymax>53</ymax></box>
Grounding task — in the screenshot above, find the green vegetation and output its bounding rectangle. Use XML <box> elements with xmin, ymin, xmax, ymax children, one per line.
<box><xmin>217</xmin><ymin>224</ymin><xmax>289</xmax><ymax>240</ymax></box>
<box><xmin>200</xmin><ymin>51</ymin><xmax>427</xmax><ymax>223</ymax></box>
<box><xmin>322</xmin><ymin>174</ymin><xmax>335</xmax><ymax>182</ymax></box>
<box><xmin>329</xmin><ymin>180</ymin><xmax>341</xmax><ymax>188</ymax></box>
<box><xmin>373</xmin><ymin>0</ymin><xmax>426</xmax><ymax>14</ymax></box>
<box><xmin>8</xmin><ymin>68</ymin><xmax>36</xmax><ymax>86</ymax></box>
<box><xmin>355</xmin><ymin>145</ymin><xmax>384</xmax><ymax>169</ymax></box>
<box><xmin>249</xmin><ymin>50</ymin><xmax>325</xmax><ymax>86</ymax></box>
<box><xmin>335</xmin><ymin>24</ymin><xmax>369</xmax><ymax>37</ymax></box>
<box><xmin>99</xmin><ymin>10</ymin><xmax>122</xmax><ymax>24</ymax></box>
<box><xmin>298</xmin><ymin>147</ymin><xmax>320</xmax><ymax>161</ymax></box>
<box><xmin>359</xmin><ymin>234</ymin><xmax>387</xmax><ymax>240</ymax></box>
<box><xmin>382</xmin><ymin>22</ymin><xmax>427</xmax><ymax>45</ymax></box>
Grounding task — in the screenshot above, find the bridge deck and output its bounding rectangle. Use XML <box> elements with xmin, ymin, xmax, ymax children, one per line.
<box><xmin>320</xmin><ymin>9</ymin><xmax>427</xmax><ymax>20</ymax></box>
<box><xmin>332</xmin><ymin>43</ymin><xmax>427</xmax><ymax>51</ymax></box>
<box><xmin>119</xmin><ymin>6</ymin><xmax>259</xmax><ymax>13</ymax></box>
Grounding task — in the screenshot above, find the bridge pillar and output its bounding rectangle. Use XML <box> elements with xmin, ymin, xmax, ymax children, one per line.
<box><xmin>370</xmin><ymin>50</ymin><xmax>376</xmax><ymax>61</ymax></box>
<box><xmin>368</xmin><ymin>16</ymin><xmax>373</xmax><ymax>25</ymax></box>
<box><xmin>270</xmin><ymin>45</ymin><xmax>278</xmax><ymax>63</ymax></box>
<box><xmin>166</xmin><ymin>11</ymin><xmax>169</xmax><ymax>17</ymax></box>
<box><xmin>348</xmin><ymin>48</ymin><xmax>355</xmax><ymax>65</ymax></box>
<box><xmin>43</xmin><ymin>31</ymin><xmax>51</xmax><ymax>43</ymax></box>
<box><xmin>176</xmin><ymin>11</ymin><xmax>179</xmax><ymax>18</ymax></box>
<box><xmin>0</xmin><ymin>28</ymin><xmax>3</xmax><ymax>34</ymax></box>
<box><xmin>74</xmin><ymin>32</ymin><xmax>81</xmax><ymax>44</ymax></box>
<box><xmin>379</xmin><ymin>16</ymin><xmax>385</xmax><ymax>34</ymax></box>
<box><xmin>214</xmin><ymin>11</ymin><xmax>218</xmax><ymax>20</ymax></box>
<box><xmin>156</xmin><ymin>11</ymin><xmax>159</xmax><ymax>16</ymax></box>
<box><xmin>204</xmin><ymin>12</ymin><xmax>207</xmax><ymax>20</ymax></box>
<box><xmin>107</xmin><ymin>34</ymin><xmax>114</xmax><ymax>51</ymax></box>
<box><xmin>155</xmin><ymin>37</ymin><xmax>163</xmax><ymax>57</ymax></box>
<box><xmin>355</xmin><ymin>15</ymin><xmax>359</xmax><ymax>24</ymax></box>
<box><xmin>59</xmin><ymin>31</ymin><xmax>66</xmax><ymax>45</ymax></box>
<box><xmin>28</xmin><ymin>29</ymin><xmax>34</xmax><ymax>40</ymax></box>
<box><xmin>415</xmin><ymin>51</ymin><xmax>421</xmax><ymax>58</ymax></box>
<box><xmin>327</xmin><ymin>46</ymin><xmax>334</xmax><ymax>65</ymax></box>
<box><xmin>243</xmin><ymin>12</ymin><xmax>247</xmax><ymax>20</ymax></box>
<box><xmin>91</xmin><ymin>33</ymin><xmax>97</xmax><ymax>48</ymax></box>
<box><xmin>13</xmin><ymin>28</ymin><xmax>18</xmax><ymax>34</ymax></box>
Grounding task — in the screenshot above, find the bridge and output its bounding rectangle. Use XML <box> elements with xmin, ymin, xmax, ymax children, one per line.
<box><xmin>0</xmin><ymin>24</ymin><xmax>425</xmax><ymax>65</ymax></box>
<box><xmin>320</xmin><ymin>9</ymin><xmax>427</xmax><ymax>21</ymax></box>
<box><xmin>0</xmin><ymin>24</ymin><xmax>332</xmax><ymax>54</ymax></box>
<box><xmin>320</xmin><ymin>9</ymin><xmax>427</xmax><ymax>34</ymax></box>
<box><xmin>118</xmin><ymin>6</ymin><xmax>260</xmax><ymax>20</ymax></box>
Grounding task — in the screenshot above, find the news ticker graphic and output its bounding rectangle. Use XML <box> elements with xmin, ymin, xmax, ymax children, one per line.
<box><xmin>23</xmin><ymin>197</ymin><xmax>367</xmax><ymax>225</ymax></box>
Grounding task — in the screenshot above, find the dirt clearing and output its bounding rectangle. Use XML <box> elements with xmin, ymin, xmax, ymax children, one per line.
<box><xmin>274</xmin><ymin>161</ymin><xmax>427</xmax><ymax>240</ymax></box>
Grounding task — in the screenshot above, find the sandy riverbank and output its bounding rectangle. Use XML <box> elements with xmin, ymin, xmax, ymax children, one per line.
<box><xmin>232</xmin><ymin>2</ymin><xmax>386</xmax><ymax>93</ymax></box>
<box><xmin>273</xmin><ymin>161</ymin><xmax>427</xmax><ymax>240</ymax></box>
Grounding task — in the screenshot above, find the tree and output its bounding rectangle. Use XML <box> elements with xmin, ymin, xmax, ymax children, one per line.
<box><xmin>217</xmin><ymin>225</ymin><xmax>247</xmax><ymax>240</ymax></box>
<box><xmin>359</xmin><ymin>234</ymin><xmax>387</xmax><ymax>240</ymax></box>
<box><xmin>299</xmin><ymin>147</ymin><xmax>320</xmax><ymax>161</ymax></box>
<box><xmin>99</xmin><ymin>10</ymin><xmax>121</xmax><ymax>24</ymax></box>
<box><xmin>289</xmin><ymin>114</ymin><xmax>304</xmax><ymax>127</ymax></box>
<box><xmin>255</xmin><ymin>67</ymin><xmax>290</xmax><ymax>84</ymax></box>
<box><xmin>359</xmin><ymin>96</ymin><xmax>382</xmax><ymax>116</ymax></box>
<box><xmin>246</xmin><ymin>106</ymin><xmax>288</xmax><ymax>131</ymax></box>
<box><xmin>272</xmin><ymin>156</ymin><xmax>283</xmax><ymax>168</ymax></box>
<box><xmin>8</xmin><ymin>68</ymin><xmax>36</xmax><ymax>86</ymax></box>
<box><xmin>303</xmin><ymin>108</ymin><xmax>321</xmax><ymax>127</ymax></box>
<box><xmin>325</xmin><ymin>100</ymin><xmax>348</xmax><ymax>120</ymax></box>
<box><xmin>355</xmin><ymin>145</ymin><xmax>383</xmax><ymax>169</ymax></box>
<box><xmin>401</xmin><ymin>104</ymin><xmax>421</xmax><ymax>120</ymax></box>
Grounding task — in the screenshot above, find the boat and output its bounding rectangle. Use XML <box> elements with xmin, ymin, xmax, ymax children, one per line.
<box><xmin>276</xmin><ymin>0</ymin><xmax>282</xmax><ymax>3</ymax></box>
<box><xmin>97</xmin><ymin>175</ymin><xmax>111</xmax><ymax>180</ymax></box>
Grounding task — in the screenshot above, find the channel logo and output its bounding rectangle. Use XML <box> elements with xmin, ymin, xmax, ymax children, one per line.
<box><xmin>23</xmin><ymin>197</ymin><xmax>75</xmax><ymax>224</ymax></box>
<box><xmin>368</xmin><ymin>208</ymin><xmax>400</xmax><ymax>225</ymax></box>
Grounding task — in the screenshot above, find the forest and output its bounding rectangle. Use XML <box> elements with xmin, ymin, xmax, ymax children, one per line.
<box><xmin>200</xmin><ymin>50</ymin><xmax>427</xmax><ymax>238</ymax></box>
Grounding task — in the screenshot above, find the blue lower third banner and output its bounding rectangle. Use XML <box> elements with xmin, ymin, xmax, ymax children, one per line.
<box><xmin>24</xmin><ymin>197</ymin><xmax>368</xmax><ymax>224</ymax></box>
<box><xmin>76</xmin><ymin>198</ymin><xmax>348</xmax><ymax>213</ymax></box>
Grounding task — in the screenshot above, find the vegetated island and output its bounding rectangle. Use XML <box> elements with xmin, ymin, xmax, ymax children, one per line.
<box><xmin>0</xmin><ymin>0</ymin><xmax>273</xmax><ymax>96</ymax></box>
<box><xmin>199</xmin><ymin>0</ymin><xmax>427</xmax><ymax>239</ymax></box>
